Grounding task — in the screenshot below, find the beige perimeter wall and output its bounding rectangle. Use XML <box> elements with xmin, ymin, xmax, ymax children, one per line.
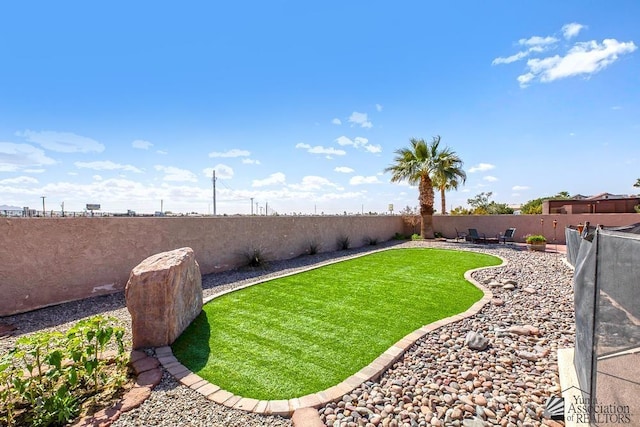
<box><xmin>1</xmin><ymin>216</ymin><xmax>401</xmax><ymax>316</ymax></box>
<box><xmin>2</xmin><ymin>213</ymin><xmax>638</xmax><ymax>316</ymax></box>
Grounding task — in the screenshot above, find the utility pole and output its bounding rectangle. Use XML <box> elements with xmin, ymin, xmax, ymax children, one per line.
<box><xmin>41</xmin><ymin>196</ymin><xmax>46</xmax><ymax>217</ymax></box>
<box><xmin>255</xmin><ymin>201</ymin><xmax>258</xmax><ymax>215</ymax></box>
<box><xmin>265</xmin><ymin>202</ymin><xmax>268</xmax><ymax>216</ymax></box>
<box><xmin>61</xmin><ymin>201</ymin><xmax>65</xmax><ymax>217</ymax></box>
<box><xmin>250</xmin><ymin>197</ymin><xmax>254</xmax><ymax>215</ymax></box>
<box><xmin>160</xmin><ymin>199</ymin><xmax>163</xmax><ymax>214</ymax></box>
<box><xmin>212</xmin><ymin>170</ymin><xmax>217</xmax><ymax>215</ymax></box>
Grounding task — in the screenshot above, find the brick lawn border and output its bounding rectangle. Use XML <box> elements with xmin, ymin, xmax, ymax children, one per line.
<box><xmin>156</xmin><ymin>246</ymin><xmax>506</xmax><ymax>421</ymax></box>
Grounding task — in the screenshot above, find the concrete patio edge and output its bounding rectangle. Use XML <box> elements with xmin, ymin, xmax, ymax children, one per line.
<box><xmin>156</xmin><ymin>247</ymin><xmax>506</xmax><ymax>421</ymax></box>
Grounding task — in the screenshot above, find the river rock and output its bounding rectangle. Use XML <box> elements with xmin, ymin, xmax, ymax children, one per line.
<box><xmin>465</xmin><ymin>331</ymin><xmax>489</xmax><ymax>351</ymax></box>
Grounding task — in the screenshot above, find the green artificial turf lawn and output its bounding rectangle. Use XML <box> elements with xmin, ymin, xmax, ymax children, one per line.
<box><xmin>171</xmin><ymin>248</ymin><xmax>501</xmax><ymax>400</ymax></box>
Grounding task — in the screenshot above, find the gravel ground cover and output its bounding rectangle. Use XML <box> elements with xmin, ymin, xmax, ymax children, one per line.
<box><xmin>0</xmin><ymin>240</ymin><xmax>574</xmax><ymax>426</ymax></box>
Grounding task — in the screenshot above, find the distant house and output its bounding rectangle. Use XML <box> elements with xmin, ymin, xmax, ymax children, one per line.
<box><xmin>543</xmin><ymin>194</ymin><xmax>640</xmax><ymax>214</ymax></box>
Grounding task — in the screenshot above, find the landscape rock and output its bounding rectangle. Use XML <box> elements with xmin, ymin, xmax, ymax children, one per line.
<box><xmin>465</xmin><ymin>331</ymin><xmax>489</xmax><ymax>350</ymax></box>
<box><xmin>126</xmin><ymin>247</ymin><xmax>203</xmax><ymax>349</ymax></box>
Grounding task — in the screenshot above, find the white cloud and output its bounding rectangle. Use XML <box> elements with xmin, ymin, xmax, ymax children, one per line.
<box><xmin>492</xmin><ymin>50</ymin><xmax>530</xmax><ymax>65</ymax></box>
<box><xmin>204</xmin><ymin>164</ymin><xmax>234</xmax><ymax>180</ymax></box>
<box><xmin>493</xmin><ymin>35</ymin><xmax>559</xmax><ymax>66</ymax></box>
<box><xmin>562</xmin><ymin>23</ymin><xmax>586</xmax><ymax>39</ymax></box>
<box><xmin>156</xmin><ymin>150</ymin><xmax>168</xmax><ymax>155</ymax></box>
<box><xmin>375</xmin><ymin>104</ymin><xmax>383</xmax><ymax>112</ymax></box>
<box><xmin>242</xmin><ymin>158</ymin><xmax>261</xmax><ymax>165</ymax></box>
<box><xmin>154</xmin><ymin>165</ymin><xmax>198</xmax><ymax>182</ymax></box>
<box><xmin>350</xmin><ymin>175</ymin><xmax>381</xmax><ymax>185</ymax></box>
<box><xmin>348</xmin><ymin>112</ymin><xmax>372</xmax><ymax>128</ymax></box>
<box><xmin>132</xmin><ymin>139</ymin><xmax>153</xmax><ymax>150</ymax></box>
<box><xmin>74</xmin><ymin>160</ymin><xmax>142</xmax><ymax>173</ymax></box>
<box><xmin>24</xmin><ymin>168</ymin><xmax>45</xmax><ymax>173</ymax></box>
<box><xmin>494</xmin><ymin>24</ymin><xmax>637</xmax><ymax>87</ymax></box>
<box><xmin>519</xmin><ymin>36</ymin><xmax>558</xmax><ymax>47</ymax></box>
<box><xmin>334</xmin><ymin>166</ymin><xmax>354</xmax><ymax>173</ymax></box>
<box><xmin>252</xmin><ymin>172</ymin><xmax>286</xmax><ymax>187</ymax></box>
<box><xmin>512</xmin><ymin>185</ymin><xmax>529</xmax><ymax>191</ymax></box>
<box><xmin>93</xmin><ymin>175</ymin><xmax>103</xmax><ymax>181</ymax></box>
<box><xmin>364</xmin><ymin>144</ymin><xmax>382</xmax><ymax>153</ymax></box>
<box><xmin>335</xmin><ymin>136</ymin><xmax>352</xmax><ymax>146</ymax></box>
<box><xmin>332</xmin><ymin>118</ymin><xmax>342</xmax><ymax>125</ymax></box>
<box><xmin>208</xmin><ymin>149</ymin><xmax>251</xmax><ymax>158</ymax></box>
<box><xmin>0</xmin><ymin>142</ymin><xmax>57</xmax><ymax>171</ymax></box>
<box><xmin>0</xmin><ymin>176</ymin><xmax>38</xmax><ymax>185</ymax></box>
<box><xmin>289</xmin><ymin>176</ymin><xmax>342</xmax><ymax>191</ymax></box>
<box><xmin>16</xmin><ymin>130</ymin><xmax>104</xmax><ymax>153</ymax></box>
<box><xmin>468</xmin><ymin>163</ymin><xmax>495</xmax><ymax>173</ymax></box>
<box><xmin>295</xmin><ymin>143</ymin><xmax>346</xmax><ymax>156</ymax></box>
<box><xmin>522</xmin><ymin>39</ymin><xmax>637</xmax><ymax>86</ymax></box>
<box><xmin>483</xmin><ymin>176</ymin><xmax>498</xmax><ymax>182</ymax></box>
<box><xmin>334</xmin><ymin>136</ymin><xmax>381</xmax><ymax>154</ymax></box>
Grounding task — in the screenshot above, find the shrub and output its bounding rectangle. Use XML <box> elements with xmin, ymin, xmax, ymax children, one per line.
<box><xmin>307</xmin><ymin>240</ymin><xmax>320</xmax><ymax>255</ymax></box>
<box><xmin>243</xmin><ymin>247</ymin><xmax>269</xmax><ymax>269</ymax></box>
<box><xmin>392</xmin><ymin>232</ymin><xmax>407</xmax><ymax>240</ymax></box>
<box><xmin>434</xmin><ymin>232</ymin><xmax>443</xmax><ymax>238</ymax></box>
<box><xmin>363</xmin><ymin>236</ymin><xmax>378</xmax><ymax>246</ymax></box>
<box><xmin>411</xmin><ymin>233</ymin><xmax>422</xmax><ymax>240</ymax></box>
<box><xmin>336</xmin><ymin>235</ymin><xmax>350</xmax><ymax>250</ymax></box>
<box><xmin>525</xmin><ymin>234</ymin><xmax>547</xmax><ymax>244</ymax></box>
<box><xmin>0</xmin><ymin>316</ymin><xmax>128</xmax><ymax>427</ymax></box>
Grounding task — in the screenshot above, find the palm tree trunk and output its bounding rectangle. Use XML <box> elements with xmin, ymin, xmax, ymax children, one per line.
<box><xmin>440</xmin><ymin>187</ymin><xmax>446</xmax><ymax>215</ymax></box>
<box><xmin>419</xmin><ymin>175</ymin><xmax>435</xmax><ymax>238</ymax></box>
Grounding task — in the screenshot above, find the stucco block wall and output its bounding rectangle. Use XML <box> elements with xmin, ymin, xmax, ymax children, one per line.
<box><xmin>0</xmin><ymin>216</ymin><xmax>402</xmax><ymax>316</ymax></box>
<box><xmin>430</xmin><ymin>213</ymin><xmax>639</xmax><ymax>244</ymax></box>
<box><xmin>2</xmin><ymin>213</ymin><xmax>638</xmax><ymax>316</ymax></box>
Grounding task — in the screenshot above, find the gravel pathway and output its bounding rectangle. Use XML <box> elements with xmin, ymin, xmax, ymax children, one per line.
<box><xmin>0</xmin><ymin>241</ymin><xmax>575</xmax><ymax>426</ymax></box>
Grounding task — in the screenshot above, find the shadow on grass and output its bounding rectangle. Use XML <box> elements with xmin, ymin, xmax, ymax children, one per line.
<box><xmin>171</xmin><ymin>309</ymin><xmax>212</xmax><ymax>372</ymax></box>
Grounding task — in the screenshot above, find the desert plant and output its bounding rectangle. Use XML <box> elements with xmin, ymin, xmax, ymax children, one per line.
<box><xmin>392</xmin><ymin>232</ymin><xmax>408</xmax><ymax>240</ymax></box>
<box><xmin>306</xmin><ymin>240</ymin><xmax>320</xmax><ymax>255</ymax></box>
<box><xmin>525</xmin><ymin>234</ymin><xmax>547</xmax><ymax>244</ymax></box>
<box><xmin>243</xmin><ymin>247</ymin><xmax>269</xmax><ymax>269</ymax></box>
<box><xmin>336</xmin><ymin>235</ymin><xmax>350</xmax><ymax>250</ymax></box>
<box><xmin>411</xmin><ymin>233</ymin><xmax>422</xmax><ymax>240</ymax></box>
<box><xmin>363</xmin><ymin>236</ymin><xmax>378</xmax><ymax>246</ymax></box>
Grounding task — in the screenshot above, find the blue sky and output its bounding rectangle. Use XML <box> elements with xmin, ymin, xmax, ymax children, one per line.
<box><xmin>1</xmin><ymin>1</ymin><xmax>638</xmax><ymax>215</ymax></box>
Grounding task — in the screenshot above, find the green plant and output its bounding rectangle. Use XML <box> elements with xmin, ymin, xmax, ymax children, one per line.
<box><xmin>0</xmin><ymin>316</ymin><xmax>128</xmax><ymax>427</ymax></box>
<box><xmin>411</xmin><ymin>233</ymin><xmax>422</xmax><ymax>240</ymax></box>
<box><xmin>243</xmin><ymin>247</ymin><xmax>269</xmax><ymax>269</ymax></box>
<box><xmin>525</xmin><ymin>234</ymin><xmax>547</xmax><ymax>244</ymax></box>
<box><xmin>434</xmin><ymin>232</ymin><xmax>443</xmax><ymax>238</ymax></box>
<box><xmin>306</xmin><ymin>240</ymin><xmax>320</xmax><ymax>255</ymax></box>
<box><xmin>634</xmin><ymin>204</ymin><xmax>640</xmax><ymax>213</ymax></box>
<box><xmin>392</xmin><ymin>232</ymin><xmax>407</xmax><ymax>240</ymax></box>
<box><xmin>363</xmin><ymin>236</ymin><xmax>378</xmax><ymax>246</ymax></box>
<box><xmin>336</xmin><ymin>235</ymin><xmax>350</xmax><ymax>250</ymax></box>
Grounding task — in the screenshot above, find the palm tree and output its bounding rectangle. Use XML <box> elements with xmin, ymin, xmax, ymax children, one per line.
<box><xmin>385</xmin><ymin>136</ymin><xmax>463</xmax><ymax>238</ymax></box>
<box><xmin>432</xmin><ymin>150</ymin><xmax>466</xmax><ymax>215</ymax></box>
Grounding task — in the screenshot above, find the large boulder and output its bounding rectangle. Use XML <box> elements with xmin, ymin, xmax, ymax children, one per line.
<box><xmin>126</xmin><ymin>247</ymin><xmax>203</xmax><ymax>349</ymax></box>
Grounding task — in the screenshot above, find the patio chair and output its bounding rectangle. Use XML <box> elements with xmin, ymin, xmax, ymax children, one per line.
<box><xmin>467</xmin><ymin>228</ymin><xmax>487</xmax><ymax>244</ymax></box>
<box><xmin>454</xmin><ymin>228</ymin><xmax>467</xmax><ymax>242</ymax></box>
<box><xmin>499</xmin><ymin>228</ymin><xmax>517</xmax><ymax>244</ymax></box>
